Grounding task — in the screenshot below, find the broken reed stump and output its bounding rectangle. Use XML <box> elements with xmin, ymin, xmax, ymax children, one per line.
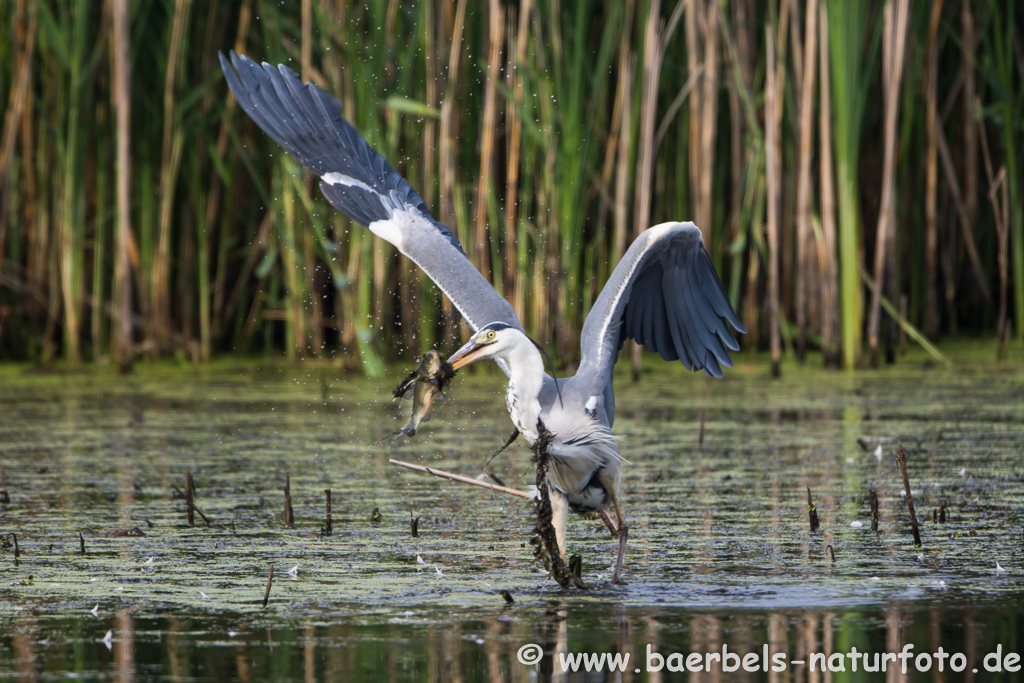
<box><xmin>531</xmin><ymin>419</ymin><xmax>586</xmax><ymax>590</ymax></box>
<box><xmin>79</xmin><ymin>532</ymin><xmax>85</xmax><ymax>555</ymax></box>
<box><xmin>410</xmin><ymin>514</ymin><xmax>420</xmax><ymax>538</ymax></box>
<box><xmin>698</xmin><ymin>409</ymin><xmax>706</xmax><ymax>447</ymax></box>
<box><xmin>172</xmin><ymin>483</ymin><xmax>210</xmax><ymax>526</ymax></box>
<box><xmin>284</xmin><ymin>472</ymin><xmax>294</xmax><ymax>528</ymax></box>
<box><xmin>826</xmin><ymin>544</ymin><xmax>836</xmax><ymax>562</ymax></box>
<box><xmin>869</xmin><ymin>487</ymin><xmax>880</xmax><ymax>532</ymax></box>
<box><xmin>185</xmin><ymin>470</ymin><xmax>196</xmax><ymax>526</ymax></box>
<box><xmin>8</xmin><ymin>533</ymin><xmax>19</xmax><ymax>566</ymax></box>
<box><xmin>806</xmin><ymin>487</ymin><xmax>820</xmax><ymax>532</ymax></box>
<box><xmin>895</xmin><ymin>439</ymin><xmax>922</xmax><ymax>547</ymax></box>
<box><xmin>263</xmin><ymin>565</ymin><xmax>274</xmax><ymax>607</ymax></box>
<box><xmin>320</xmin><ymin>489</ymin><xmax>332</xmax><ymax>536</ymax></box>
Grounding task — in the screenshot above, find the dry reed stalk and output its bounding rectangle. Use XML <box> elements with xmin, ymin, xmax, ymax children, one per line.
<box><xmin>280</xmin><ymin>183</ymin><xmax>304</xmax><ymax>358</ymax></box>
<box><xmin>20</xmin><ymin>19</ymin><xmax>40</xmax><ymax>323</ymax></box>
<box><xmin>683</xmin><ymin>0</ymin><xmax>717</xmax><ymax>248</ymax></box>
<box><xmin>766</xmin><ymin>30</ymin><xmax>781</xmax><ymax>378</ymax></box>
<box><xmin>980</xmin><ymin>125</ymin><xmax>1010</xmax><ymax>358</ymax></box>
<box><xmin>633</xmin><ymin>0</ymin><xmax>663</xmax><ymax>246</ymax></box>
<box><xmin>726</xmin><ymin>0</ymin><xmax>754</xmax><ymax>273</ymax></box>
<box><xmin>204</xmin><ymin>0</ymin><xmax>251</xmax><ymax>357</ymax></box>
<box><xmin>0</xmin><ymin>0</ymin><xmax>36</xmax><ymax>292</ymax></box>
<box><xmin>438</xmin><ymin>0</ymin><xmax>468</xmax><ymax>343</ymax></box>
<box><xmin>371</xmin><ymin>224</ymin><xmax>386</xmax><ymax>353</ymax></box>
<box><xmin>867</xmin><ymin>0</ymin><xmax>909</xmax><ymax>367</ymax></box>
<box><xmin>301</xmin><ymin>0</ymin><xmax>323</xmax><ymax>357</ymax></box>
<box><xmin>773</xmin><ymin>0</ymin><xmax>793</xmax><ymax>318</ymax></box>
<box><xmin>597</xmin><ymin>1</ymin><xmax>633</xmax><ymax>278</ymax></box>
<box><xmin>923</xmin><ymin>0</ymin><xmax>944</xmax><ymax>339</ymax></box>
<box><xmin>153</xmin><ymin>0</ymin><xmax>191</xmax><ymax>354</ymax></box>
<box><xmin>504</xmin><ymin>0</ymin><xmax>533</xmax><ymax>311</ymax></box>
<box><xmin>934</xmin><ymin>125</ymin><xmax>991</xmax><ymax>302</ymax></box>
<box><xmin>697</xmin><ymin>0</ymin><xmax>718</xmax><ymax>250</ymax></box>
<box><xmin>795</xmin><ymin>0</ymin><xmax>819</xmax><ymax>363</ymax></box>
<box><xmin>898</xmin><ymin>294</ymin><xmax>908</xmax><ymax>354</ymax></box>
<box><xmin>685</xmin><ymin>0</ymin><xmax>701</xmax><ymax>232</ymax></box>
<box><xmin>961</xmin><ymin>0</ymin><xmax>978</xmax><ymax>234</ymax></box>
<box><xmin>613</xmin><ymin>43</ymin><xmax>635</xmax><ymax>267</ymax></box>
<box><xmin>743</xmin><ymin>252</ymin><xmax>759</xmax><ymax>345</ymax></box>
<box><xmin>111</xmin><ymin>0</ymin><xmax>133</xmax><ymax>373</ymax></box>
<box><xmin>630</xmin><ymin>0</ymin><xmax>684</xmax><ymax>379</ymax></box>
<box><xmin>58</xmin><ymin>131</ymin><xmax>83</xmax><ymax>363</ymax></box>
<box><xmin>472</xmin><ymin>0</ymin><xmax>503</xmax><ymax>284</ymax></box>
<box><xmin>996</xmin><ymin>171</ymin><xmax>1010</xmax><ymax>356</ymax></box>
<box><xmin>631</xmin><ymin>0</ymin><xmax>663</xmax><ymax>381</ymax></box>
<box><xmin>817</xmin><ymin>4</ymin><xmax>840</xmax><ymax>368</ymax></box>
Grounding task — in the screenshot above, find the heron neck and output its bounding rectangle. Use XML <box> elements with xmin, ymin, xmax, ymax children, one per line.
<box><xmin>503</xmin><ymin>340</ymin><xmax>545</xmax><ymax>438</ymax></box>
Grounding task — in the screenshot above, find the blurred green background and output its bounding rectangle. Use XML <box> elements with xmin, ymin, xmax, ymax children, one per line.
<box><xmin>0</xmin><ymin>0</ymin><xmax>1019</xmax><ymax>373</ymax></box>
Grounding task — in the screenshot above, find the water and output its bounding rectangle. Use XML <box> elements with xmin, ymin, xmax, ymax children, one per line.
<box><xmin>1</xmin><ymin>353</ymin><xmax>1022</xmax><ymax>681</ymax></box>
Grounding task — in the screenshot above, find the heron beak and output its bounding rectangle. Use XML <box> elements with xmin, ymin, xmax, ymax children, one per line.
<box><xmin>447</xmin><ymin>338</ymin><xmax>489</xmax><ymax>370</ymax></box>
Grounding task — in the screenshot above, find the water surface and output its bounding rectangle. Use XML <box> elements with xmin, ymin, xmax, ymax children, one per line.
<box><xmin>1</xmin><ymin>351</ymin><xmax>1022</xmax><ymax>680</ymax></box>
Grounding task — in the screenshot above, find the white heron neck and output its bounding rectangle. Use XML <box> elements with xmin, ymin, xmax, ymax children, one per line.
<box><xmin>502</xmin><ymin>337</ymin><xmax>545</xmax><ymax>440</ymax></box>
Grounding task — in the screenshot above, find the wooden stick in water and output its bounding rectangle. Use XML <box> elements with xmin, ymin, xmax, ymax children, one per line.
<box><xmin>172</xmin><ymin>484</ymin><xmax>211</xmax><ymax>526</ymax></box>
<box><xmin>807</xmin><ymin>487</ymin><xmax>820</xmax><ymax>532</ymax></box>
<box><xmin>869</xmin><ymin>487</ymin><xmax>879</xmax><ymax>531</ymax></box>
<box><xmin>185</xmin><ymin>470</ymin><xmax>195</xmax><ymax>527</ymax></box>
<box><xmin>321</xmin><ymin>489</ymin><xmax>332</xmax><ymax>536</ymax></box>
<box><xmin>389</xmin><ymin>459</ymin><xmax>535</xmax><ymax>500</ymax></box>
<box><xmin>262</xmin><ymin>565</ymin><xmax>274</xmax><ymax>608</ymax></box>
<box><xmin>284</xmin><ymin>472</ymin><xmax>294</xmax><ymax>528</ymax></box>
<box><xmin>895</xmin><ymin>439</ymin><xmax>922</xmax><ymax>547</ymax></box>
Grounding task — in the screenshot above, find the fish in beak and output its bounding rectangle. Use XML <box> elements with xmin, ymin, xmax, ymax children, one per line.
<box><xmin>391</xmin><ymin>350</ymin><xmax>455</xmax><ymax>437</ymax></box>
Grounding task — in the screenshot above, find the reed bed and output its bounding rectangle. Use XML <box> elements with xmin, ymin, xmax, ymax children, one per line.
<box><xmin>0</xmin><ymin>0</ymin><xmax>1019</xmax><ymax>371</ymax></box>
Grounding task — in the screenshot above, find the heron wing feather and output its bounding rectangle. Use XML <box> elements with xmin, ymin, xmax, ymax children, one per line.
<box><xmin>220</xmin><ymin>51</ymin><xmax>521</xmax><ymax>333</ymax></box>
<box><xmin>576</xmin><ymin>222</ymin><xmax>746</xmax><ymax>392</ymax></box>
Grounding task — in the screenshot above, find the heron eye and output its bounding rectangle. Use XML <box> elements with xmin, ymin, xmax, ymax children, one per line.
<box><xmin>487</xmin><ymin>331</ymin><xmax>495</xmax><ymax>340</ymax></box>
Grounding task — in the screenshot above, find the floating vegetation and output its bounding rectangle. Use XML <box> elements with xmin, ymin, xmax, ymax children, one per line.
<box><xmin>0</xmin><ymin>361</ymin><xmax>1022</xmax><ymax>679</ymax></box>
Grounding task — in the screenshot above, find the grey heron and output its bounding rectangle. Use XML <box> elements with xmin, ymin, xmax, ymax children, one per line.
<box><xmin>220</xmin><ymin>51</ymin><xmax>746</xmax><ymax>584</ymax></box>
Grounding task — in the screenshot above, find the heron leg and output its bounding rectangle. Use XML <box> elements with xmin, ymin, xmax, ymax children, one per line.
<box><xmin>606</xmin><ymin>494</ymin><xmax>629</xmax><ymax>585</ymax></box>
<box><xmin>549</xmin><ymin>488</ymin><xmax>569</xmax><ymax>560</ymax></box>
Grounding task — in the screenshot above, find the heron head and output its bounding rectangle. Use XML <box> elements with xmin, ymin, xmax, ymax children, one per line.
<box><xmin>447</xmin><ymin>322</ymin><xmax>523</xmax><ymax>369</ymax></box>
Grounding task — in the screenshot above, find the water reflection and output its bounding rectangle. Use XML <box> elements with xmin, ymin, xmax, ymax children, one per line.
<box><xmin>5</xmin><ymin>604</ymin><xmax>1023</xmax><ymax>681</ymax></box>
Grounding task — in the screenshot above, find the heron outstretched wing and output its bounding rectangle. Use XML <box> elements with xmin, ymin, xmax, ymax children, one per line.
<box><xmin>219</xmin><ymin>51</ymin><xmax>521</xmax><ymax>333</ymax></box>
<box><xmin>577</xmin><ymin>222</ymin><xmax>746</xmax><ymax>386</ymax></box>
